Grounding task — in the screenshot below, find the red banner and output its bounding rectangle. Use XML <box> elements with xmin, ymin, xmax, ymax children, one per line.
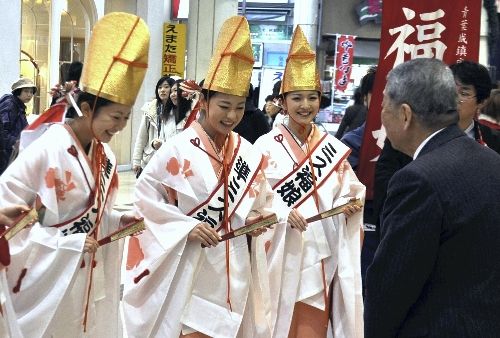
<box><xmin>357</xmin><ymin>1</ymin><xmax>481</xmax><ymax>200</ymax></box>
<box><xmin>335</xmin><ymin>35</ymin><xmax>356</xmax><ymax>92</ymax></box>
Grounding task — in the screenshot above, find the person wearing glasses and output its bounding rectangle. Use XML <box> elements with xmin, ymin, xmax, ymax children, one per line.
<box><xmin>449</xmin><ymin>60</ymin><xmax>500</xmax><ymax>154</ymax></box>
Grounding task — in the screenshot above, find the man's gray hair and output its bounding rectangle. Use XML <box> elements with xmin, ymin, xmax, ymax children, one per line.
<box><xmin>385</xmin><ymin>58</ymin><xmax>458</xmax><ymax>129</ymax></box>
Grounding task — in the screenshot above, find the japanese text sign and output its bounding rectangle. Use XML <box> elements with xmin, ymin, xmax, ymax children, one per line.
<box><xmin>357</xmin><ymin>1</ymin><xmax>481</xmax><ymax>199</ymax></box>
<box><xmin>162</xmin><ymin>23</ymin><xmax>186</xmax><ymax>78</ymax></box>
<box><xmin>335</xmin><ymin>35</ymin><xmax>356</xmax><ymax>92</ymax></box>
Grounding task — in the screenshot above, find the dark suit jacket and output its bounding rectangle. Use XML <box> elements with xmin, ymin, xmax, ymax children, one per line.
<box><xmin>365</xmin><ymin>125</ymin><xmax>500</xmax><ymax>338</ymax></box>
<box><xmin>476</xmin><ymin>120</ymin><xmax>500</xmax><ymax>155</ymax></box>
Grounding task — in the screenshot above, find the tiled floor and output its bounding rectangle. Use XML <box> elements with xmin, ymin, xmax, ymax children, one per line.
<box><xmin>114</xmin><ymin>170</ymin><xmax>136</xmax><ymax>213</ymax></box>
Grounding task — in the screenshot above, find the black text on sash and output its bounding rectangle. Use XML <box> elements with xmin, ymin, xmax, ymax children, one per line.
<box><xmin>274</xmin><ymin>140</ymin><xmax>349</xmax><ymax>208</ymax></box>
<box><xmin>189</xmin><ymin>153</ymin><xmax>262</xmax><ymax>230</ymax></box>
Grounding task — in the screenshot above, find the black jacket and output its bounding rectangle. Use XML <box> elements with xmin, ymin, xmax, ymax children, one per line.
<box><xmin>0</xmin><ymin>94</ymin><xmax>28</xmax><ymax>160</ymax></box>
<box><xmin>476</xmin><ymin>120</ymin><xmax>500</xmax><ymax>155</ymax></box>
<box><xmin>234</xmin><ymin>101</ymin><xmax>271</xmax><ymax>144</ymax></box>
<box><xmin>365</xmin><ymin>125</ymin><xmax>500</xmax><ymax>338</ymax></box>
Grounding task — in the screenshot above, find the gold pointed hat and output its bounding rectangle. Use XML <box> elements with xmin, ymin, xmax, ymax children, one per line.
<box><xmin>80</xmin><ymin>12</ymin><xmax>149</xmax><ymax>106</ymax></box>
<box><xmin>281</xmin><ymin>25</ymin><xmax>321</xmax><ymax>94</ymax></box>
<box><xmin>203</xmin><ymin>16</ymin><xmax>254</xmax><ymax>97</ymax></box>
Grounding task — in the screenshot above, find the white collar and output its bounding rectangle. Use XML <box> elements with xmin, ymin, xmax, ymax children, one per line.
<box><xmin>413</xmin><ymin>128</ymin><xmax>445</xmax><ymax>160</ymax></box>
<box><xmin>464</xmin><ymin>121</ymin><xmax>475</xmax><ymax>139</ymax></box>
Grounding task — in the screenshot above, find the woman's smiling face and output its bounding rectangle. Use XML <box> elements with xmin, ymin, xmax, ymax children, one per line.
<box><xmin>90</xmin><ymin>102</ymin><xmax>131</xmax><ymax>143</ymax></box>
<box><xmin>201</xmin><ymin>92</ymin><xmax>246</xmax><ymax>138</ymax></box>
<box><xmin>283</xmin><ymin>90</ymin><xmax>320</xmax><ymax>124</ymax></box>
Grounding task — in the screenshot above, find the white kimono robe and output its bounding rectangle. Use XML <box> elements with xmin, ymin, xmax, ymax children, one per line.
<box><xmin>0</xmin><ymin>124</ymin><xmax>123</xmax><ymax>338</ymax></box>
<box><xmin>123</xmin><ymin>122</ymin><xmax>276</xmax><ymax>338</ymax></box>
<box><xmin>0</xmin><ymin>269</ymin><xmax>22</xmax><ymax>337</ymax></box>
<box><xmin>254</xmin><ymin>124</ymin><xmax>365</xmax><ymax>338</ymax></box>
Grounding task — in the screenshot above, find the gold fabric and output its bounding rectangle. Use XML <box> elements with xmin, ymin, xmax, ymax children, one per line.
<box><xmin>281</xmin><ymin>25</ymin><xmax>321</xmax><ymax>95</ymax></box>
<box><xmin>81</xmin><ymin>12</ymin><xmax>150</xmax><ymax>107</ymax></box>
<box><xmin>203</xmin><ymin>16</ymin><xmax>254</xmax><ymax>97</ymax></box>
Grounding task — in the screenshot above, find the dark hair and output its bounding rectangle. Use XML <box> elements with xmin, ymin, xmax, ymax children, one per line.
<box><xmin>360</xmin><ymin>67</ymin><xmax>377</xmax><ymax>99</ymax></box>
<box><xmin>272</xmin><ymin>80</ymin><xmax>282</xmax><ymax>96</ymax></box>
<box><xmin>481</xmin><ymin>89</ymin><xmax>500</xmax><ymax>121</ymax></box>
<box><xmin>200</xmin><ymin>88</ymin><xmax>220</xmax><ymax>102</ymax></box>
<box><xmin>66</xmin><ymin>91</ymin><xmax>114</xmax><ymax>119</ymax></box>
<box><xmin>164</xmin><ymin>79</ymin><xmax>191</xmax><ymax>124</ymax></box>
<box><xmin>449</xmin><ymin>60</ymin><xmax>493</xmax><ymax>104</ymax></box>
<box><xmin>283</xmin><ymin>90</ymin><xmax>320</xmax><ymax>99</ymax></box>
<box><xmin>66</xmin><ymin>61</ymin><xmax>83</xmax><ymax>84</ymax></box>
<box><xmin>154</xmin><ymin>76</ymin><xmax>175</xmax><ymax>120</ymax></box>
<box><xmin>265</xmin><ymin>95</ymin><xmax>274</xmax><ymax>102</ymax></box>
<box><xmin>12</xmin><ymin>88</ymin><xmax>23</xmax><ymax>97</ymax></box>
<box><xmin>13</xmin><ymin>87</ymin><xmax>36</xmax><ymax>97</ymax></box>
<box><xmin>154</xmin><ymin>76</ymin><xmax>175</xmax><ymax>103</ymax></box>
<box><xmin>353</xmin><ymin>87</ymin><xmax>363</xmax><ymax>105</ymax></box>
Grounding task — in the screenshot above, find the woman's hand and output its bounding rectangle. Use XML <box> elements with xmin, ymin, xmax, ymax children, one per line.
<box><xmin>152</xmin><ymin>139</ymin><xmax>162</xmax><ymax>150</ymax></box>
<box><xmin>83</xmin><ymin>236</ymin><xmax>99</xmax><ymax>254</ymax></box>
<box><xmin>188</xmin><ymin>223</ymin><xmax>221</xmax><ymax>248</ymax></box>
<box><xmin>343</xmin><ymin>204</ymin><xmax>362</xmax><ymax>218</ymax></box>
<box><xmin>119</xmin><ymin>214</ymin><xmax>144</xmax><ymax>236</ymax></box>
<box><xmin>245</xmin><ymin>214</ymin><xmax>270</xmax><ymax>237</ymax></box>
<box><xmin>288</xmin><ymin>209</ymin><xmax>308</xmax><ymax>232</ymax></box>
<box><xmin>119</xmin><ymin>214</ymin><xmax>141</xmax><ymax>228</ymax></box>
<box><xmin>133</xmin><ymin>165</ymin><xmax>142</xmax><ymax>175</ymax></box>
<box><xmin>0</xmin><ymin>205</ymin><xmax>32</xmax><ymax>226</ymax></box>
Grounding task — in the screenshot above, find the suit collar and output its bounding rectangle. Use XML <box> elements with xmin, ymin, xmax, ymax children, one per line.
<box><xmin>416</xmin><ymin>124</ymin><xmax>465</xmax><ymax>159</ymax></box>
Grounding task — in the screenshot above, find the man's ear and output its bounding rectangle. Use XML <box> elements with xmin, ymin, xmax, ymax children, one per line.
<box><xmin>400</xmin><ymin>103</ymin><xmax>413</xmax><ymax>130</ymax></box>
<box><xmin>80</xmin><ymin>101</ymin><xmax>92</xmax><ymax>119</ymax></box>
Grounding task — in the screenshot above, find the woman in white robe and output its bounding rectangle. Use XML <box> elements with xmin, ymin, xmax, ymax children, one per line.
<box><xmin>123</xmin><ymin>16</ymin><xmax>277</xmax><ymax>338</ymax></box>
<box><xmin>0</xmin><ymin>93</ymin><xmax>135</xmax><ymax>337</ymax></box>
<box><xmin>0</xmin><ymin>206</ymin><xmax>30</xmax><ymax>338</ymax></box>
<box><xmin>0</xmin><ymin>12</ymin><xmax>149</xmax><ymax>337</ymax></box>
<box><xmin>253</xmin><ymin>26</ymin><xmax>365</xmax><ymax>338</ymax></box>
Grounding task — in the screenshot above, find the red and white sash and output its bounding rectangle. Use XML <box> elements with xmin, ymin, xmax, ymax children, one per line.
<box><xmin>187</xmin><ymin>136</ymin><xmax>263</xmax><ymax>232</ymax></box>
<box><xmin>272</xmin><ymin>126</ymin><xmax>351</xmax><ymax>208</ymax></box>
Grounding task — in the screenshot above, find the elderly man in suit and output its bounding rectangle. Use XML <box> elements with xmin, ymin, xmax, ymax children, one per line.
<box><xmin>364</xmin><ymin>58</ymin><xmax>500</xmax><ymax>338</ymax></box>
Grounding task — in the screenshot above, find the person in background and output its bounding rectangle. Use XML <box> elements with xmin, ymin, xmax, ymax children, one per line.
<box><xmin>50</xmin><ymin>61</ymin><xmax>83</xmax><ymax>106</ymax></box>
<box><xmin>132</xmin><ymin>76</ymin><xmax>175</xmax><ymax>177</ymax></box>
<box><xmin>450</xmin><ymin>60</ymin><xmax>500</xmax><ymax>154</ymax></box>
<box><xmin>0</xmin><ymin>78</ymin><xmax>37</xmax><ymax>170</ymax></box>
<box><xmin>254</xmin><ymin>26</ymin><xmax>364</xmax><ymax>338</ymax></box>
<box><xmin>234</xmin><ymin>83</ymin><xmax>271</xmax><ymax>143</ymax></box>
<box><xmin>335</xmin><ymin>87</ymin><xmax>367</xmax><ymax>139</ymax></box>
<box><xmin>169</xmin><ymin>78</ymin><xmax>194</xmax><ymax>130</ymax></box>
<box><xmin>479</xmin><ymin>88</ymin><xmax>500</xmax><ymax>130</ymax></box>
<box><xmin>365</xmin><ymin>58</ymin><xmax>500</xmax><ymax>338</ymax></box>
<box><xmin>340</xmin><ymin>67</ymin><xmax>377</xmax><ymax>170</ymax></box>
<box><xmin>0</xmin><ymin>13</ymin><xmax>149</xmax><ymax>337</ymax></box>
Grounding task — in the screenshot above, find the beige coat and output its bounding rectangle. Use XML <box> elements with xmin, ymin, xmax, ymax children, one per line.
<box><xmin>132</xmin><ymin>99</ymin><xmax>181</xmax><ymax>168</ymax></box>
